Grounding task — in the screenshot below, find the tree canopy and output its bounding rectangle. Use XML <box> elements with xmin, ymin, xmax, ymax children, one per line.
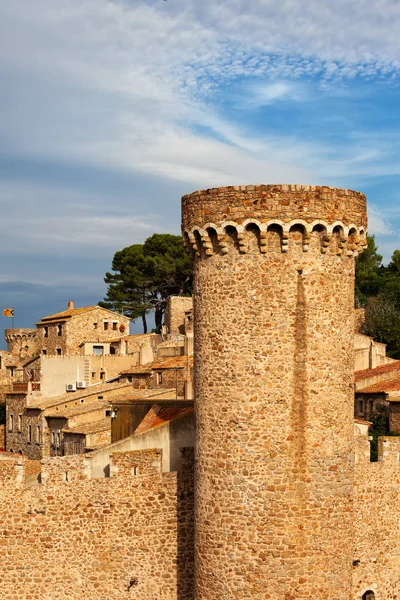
<box><xmin>356</xmin><ymin>235</ymin><xmax>400</xmax><ymax>358</ymax></box>
<box><xmin>100</xmin><ymin>233</ymin><xmax>193</xmax><ymax>333</ymax></box>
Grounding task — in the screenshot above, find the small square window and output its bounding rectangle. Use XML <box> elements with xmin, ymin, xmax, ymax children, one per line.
<box><xmin>100</xmin><ymin>371</ymin><xmax>105</xmax><ymax>381</ymax></box>
<box><xmin>42</xmin><ymin>349</ymin><xmax>47</xmax><ymax>355</ymax></box>
<box><xmin>112</xmin><ymin>322</ymin><xmax>118</xmax><ymax>330</ymax></box>
<box><xmin>91</xmin><ymin>371</ymin><xmax>96</xmax><ymax>379</ymax></box>
<box><xmin>104</xmin><ymin>322</ymin><xmax>109</xmax><ymax>331</ymax></box>
<box><xmin>94</xmin><ymin>322</ymin><xmax>98</xmax><ymax>329</ymax></box>
<box><xmin>44</xmin><ymin>327</ymin><xmax>49</xmax><ymax>338</ymax></box>
<box><xmin>57</xmin><ymin>324</ymin><xmax>63</xmax><ymax>336</ymax></box>
<box><xmin>56</xmin><ymin>348</ymin><xmax>62</xmax><ymax>356</ymax></box>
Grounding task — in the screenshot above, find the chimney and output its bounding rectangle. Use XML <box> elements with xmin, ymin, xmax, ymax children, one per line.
<box><xmin>67</xmin><ymin>300</ymin><xmax>74</xmax><ymax>310</ymax></box>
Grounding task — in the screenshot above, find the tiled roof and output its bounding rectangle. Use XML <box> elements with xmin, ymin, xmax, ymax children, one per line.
<box><xmin>63</xmin><ymin>418</ymin><xmax>111</xmax><ymax>436</ymax></box>
<box><xmin>46</xmin><ymin>397</ymin><xmax>111</xmax><ymax>419</ymax></box>
<box><xmin>354</xmin><ymin>418</ymin><xmax>372</xmax><ymax>426</ymax></box>
<box><xmin>358</xmin><ymin>377</ymin><xmax>400</xmax><ymax>394</ymax></box>
<box><xmin>135</xmin><ymin>405</ymin><xmax>193</xmax><ymax>434</ymax></box>
<box><xmin>355</xmin><ymin>361</ymin><xmax>400</xmax><ymax>382</ymax></box>
<box><xmin>39</xmin><ymin>305</ymin><xmax>98</xmax><ymax>323</ymax></box>
<box><xmin>111</xmin><ymin>388</ymin><xmax>179</xmax><ymax>404</ymax></box>
<box><xmin>27</xmin><ymin>381</ymin><xmax>131</xmax><ymax>411</ymax></box>
<box><xmin>121</xmin><ymin>355</ymin><xmax>193</xmax><ymax>374</ymax></box>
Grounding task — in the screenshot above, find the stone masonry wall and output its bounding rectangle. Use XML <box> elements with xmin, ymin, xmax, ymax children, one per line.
<box><xmin>353</xmin><ymin>436</ymin><xmax>400</xmax><ymax>599</ymax></box>
<box><xmin>164</xmin><ymin>297</ymin><xmax>193</xmax><ymax>337</ymax></box>
<box><xmin>5</xmin><ymin>328</ymin><xmax>40</xmax><ymax>359</ymax></box>
<box><xmin>0</xmin><ymin>448</ymin><xmax>194</xmax><ymax>600</ymax></box>
<box><xmin>182</xmin><ymin>184</ymin><xmax>367</xmax><ymax>600</ymax></box>
<box><xmin>65</xmin><ymin>309</ymin><xmax>130</xmax><ymax>355</ymax></box>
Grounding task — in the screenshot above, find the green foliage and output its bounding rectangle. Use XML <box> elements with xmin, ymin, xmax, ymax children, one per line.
<box><xmin>355</xmin><ymin>235</ymin><xmax>383</xmax><ymax>305</ymax></box>
<box><xmin>369</xmin><ymin>403</ymin><xmax>400</xmax><ymax>461</ymax></box>
<box><xmin>356</xmin><ymin>237</ymin><xmax>400</xmax><ymax>358</ymax></box>
<box><xmin>369</xmin><ymin>403</ymin><xmax>390</xmax><ymax>461</ymax></box>
<box><xmin>100</xmin><ymin>233</ymin><xmax>193</xmax><ymax>333</ymax></box>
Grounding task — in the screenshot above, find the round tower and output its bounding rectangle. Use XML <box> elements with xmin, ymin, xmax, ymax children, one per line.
<box><xmin>5</xmin><ymin>328</ymin><xmax>39</xmax><ymax>359</ymax></box>
<box><xmin>182</xmin><ymin>185</ymin><xmax>367</xmax><ymax>600</ymax></box>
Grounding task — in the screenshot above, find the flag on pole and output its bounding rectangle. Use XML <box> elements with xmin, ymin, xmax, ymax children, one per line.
<box><xmin>3</xmin><ymin>308</ymin><xmax>14</xmax><ymax>317</ymax></box>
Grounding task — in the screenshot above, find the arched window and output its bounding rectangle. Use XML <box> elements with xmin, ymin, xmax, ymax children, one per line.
<box><xmin>362</xmin><ymin>591</ymin><xmax>376</xmax><ymax>600</ymax></box>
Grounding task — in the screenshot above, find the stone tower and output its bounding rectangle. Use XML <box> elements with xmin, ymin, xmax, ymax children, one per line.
<box><xmin>182</xmin><ymin>185</ymin><xmax>367</xmax><ymax>600</ymax></box>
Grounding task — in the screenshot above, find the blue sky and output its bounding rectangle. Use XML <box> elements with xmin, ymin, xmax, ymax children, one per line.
<box><xmin>0</xmin><ymin>0</ymin><xmax>400</xmax><ymax>342</ymax></box>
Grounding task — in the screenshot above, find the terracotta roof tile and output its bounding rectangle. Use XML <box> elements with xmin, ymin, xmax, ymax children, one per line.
<box><xmin>135</xmin><ymin>405</ymin><xmax>193</xmax><ymax>434</ymax></box>
<box><xmin>39</xmin><ymin>305</ymin><xmax>98</xmax><ymax>323</ymax></box>
<box><xmin>63</xmin><ymin>418</ymin><xmax>111</xmax><ymax>436</ymax></box>
<box><xmin>354</xmin><ymin>360</ymin><xmax>400</xmax><ymax>382</ymax></box>
<box><xmin>121</xmin><ymin>355</ymin><xmax>193</xmax><ymax>374</ymax></box>
<box><xmin>27</xmin><ymin>381</ymin><xmax>131</xmax><ymax>411</ymax></box>
<box><xmin>358</xmin><ymin>376</ymin><xmax>400</xmax><ymax>394</ymax></box>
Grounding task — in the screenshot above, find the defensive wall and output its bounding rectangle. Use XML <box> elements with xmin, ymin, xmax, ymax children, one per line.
<box><xmin>0</xmin><ymin>448</ymin><xmax>194</xmax><ymax>600</ymax></box>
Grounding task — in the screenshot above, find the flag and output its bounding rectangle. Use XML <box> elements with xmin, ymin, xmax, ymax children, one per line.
<box><xmin>3</xmin><ymin>308</ymin><xmax>14</xmax><ymax>318</ymax></box>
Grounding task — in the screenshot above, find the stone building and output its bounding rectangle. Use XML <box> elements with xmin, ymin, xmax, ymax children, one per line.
<box><xmin>163</xmin><ymin>295</ymin><xmax>193</xmax><ymax>337</ymax></box>
<box><xmin>36</xmin><ymin>300</ymin><xmax>130</xmax><ymax>356</ymax></box>
<box><xmin>121</xmin><ymin>355</ymin><xmax>193</xmax><ymax>399</ymax></box>
<box><xmin>5</xmin><ymin>380</ymin><xmax>131</xmax><ymax>458</ymax></box>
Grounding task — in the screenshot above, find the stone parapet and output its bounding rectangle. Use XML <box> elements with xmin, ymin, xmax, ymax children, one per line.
<box><xmin>182</xmin><ymin>184</ymin><xmax>367</xmax><ymax>258</ymax></box>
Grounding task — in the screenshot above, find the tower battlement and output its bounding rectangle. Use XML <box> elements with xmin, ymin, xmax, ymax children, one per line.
<box><xmin>182</xmin><ymin>184</ymin><xmax>367</xmax><ymax>258</ymax></box>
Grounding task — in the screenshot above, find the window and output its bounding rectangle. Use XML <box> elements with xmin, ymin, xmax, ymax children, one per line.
<box><xmin>157</xmin><ymin>372</ymin><xmax>163</xmax><ymax>385</ymax></box>
<box><xmin>18</xmin><ymin>415</ymin><xmax>22</xmax><ymax>432</ymax></box>
<box><xmin>91</xmin><ymin>371</ymin><xmax>96</xmax><ymax>379</ymax></box>
<box><xmin>57</xmin><ymin>324</ymin><xmax>63</xmax><ymax>336</ymax></box>
<box><xmin>369</xmin><ymin>400</ymin><xmax>374</xmax><ymax>414</ymax></box>
<box><xmin>51</xmin><ymin>431</ymin><xmax>61</xmax><ymax>447</ymax></box>
<box><xmin>112</xmin><ymin>322</ymin><xmax>118</xmax><ymax>330</ymax></box>
<box><xmin>93</xmin><ymin>322</ymin><xmax>98</xmax><ymax>329</ymax></box>
<box><xmin>28</xmin><ymin>425</ymin><xmax>32</xmax><ymax>443</ymax></box>
<box><xmin>8</xmin><ymin>414</ymin><xmax>14</xmax><ymax>432</ymax></box>
<box><xmin>105</xmin><ymin>410</ymin><xmax>112</xmax><ymax>417</ymax></box>
<box><xmin>44</xmin><ymin>326</ymin><xmax>49</xmax><ymax>338</ymax></box>
<box><xmin>56</xmin><ymin>348</ymin><xmax>62</xmax><ymax>356</ymax></box>
<box><xmin>6</xmin><ymin>366</ymin><xmax>15</xmax><ymax>377</ymax></box>
<box><xmin>100</xmin><ymin>371</ymin><xmax>105</xmax><ymax>381</ymax></box>
<box><xmin>358</xmin><ymin>400</ymin><xmax>364</xmax><ymax>415</ymax></box>
<box><xmin>93</xmin><ymin>345</ymin><xmax>104</xmax><ymax>356</ymax></box>
<box><xmin>42</xmin><ymin>349</ymin><xmax>47</xmax><ymax>355</ymax></box>
<box><xmin>104</xmin><ymin>322</ymin><xmax>109</xmax><ymax>331</ymax></box>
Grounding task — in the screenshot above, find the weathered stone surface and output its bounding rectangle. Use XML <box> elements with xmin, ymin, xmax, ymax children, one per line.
<box><xmin>182</xmin><ymin>184</ymin><xmax>368</xmax><ymax>600</ymax></box>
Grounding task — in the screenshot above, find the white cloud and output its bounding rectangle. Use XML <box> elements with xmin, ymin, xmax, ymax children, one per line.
<box><xmin>368</xmin><ymin>203</ymin><xmax>395</xmax><ymax>236</ymax></box>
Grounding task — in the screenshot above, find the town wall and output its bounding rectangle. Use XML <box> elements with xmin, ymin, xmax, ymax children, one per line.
<box><xmin>182</xmin><ymin>184</ymin><xmax>367</xmax><ymax>600</ymax></box>
<box><xmin>164</xmin><ymin>297</ymin><xmax>193</xmax><ymax>337</ymax></box>
<box><xmin>353</xmin><ymin>436</ymin><xmax>400</xmax><ymax>599</ymax></box>
<box><xmin>0</xmin><ymin>448</ymin><xmax>194</xmax><ymax>600</ymax></box>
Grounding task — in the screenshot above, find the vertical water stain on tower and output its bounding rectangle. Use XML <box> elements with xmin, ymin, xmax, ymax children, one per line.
<box><xmin>182</xmin><ymin>184</ymin><xmax>367</xmax><ymax>600</ymax></box>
